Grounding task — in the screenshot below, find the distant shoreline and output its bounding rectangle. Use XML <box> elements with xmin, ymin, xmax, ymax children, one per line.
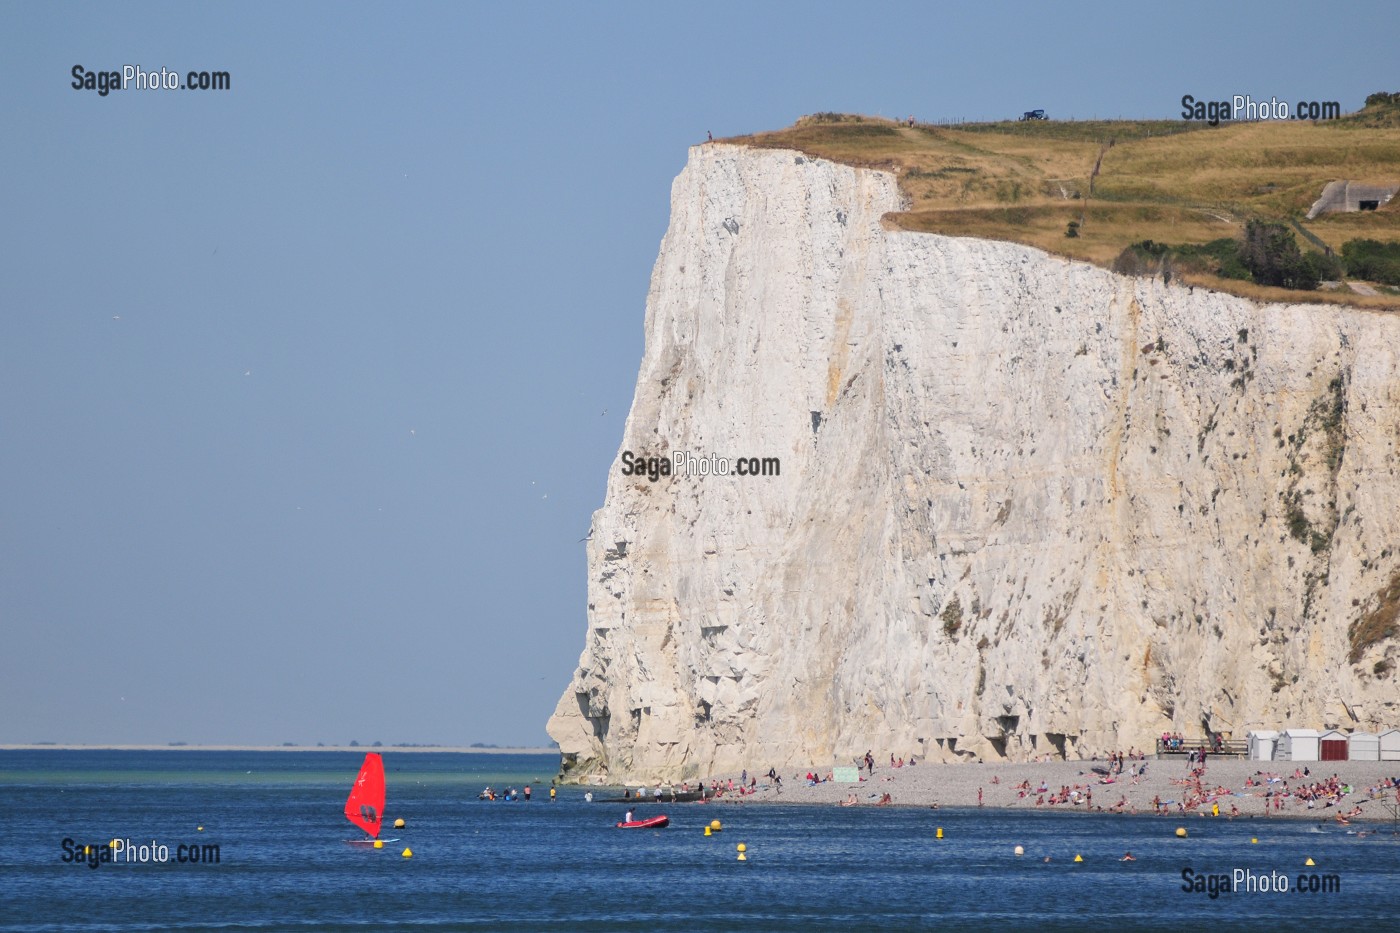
<box><xmin>0</xmin><ymin>744</ymin><xmax>559</xmax><ymax>755</ymax></box>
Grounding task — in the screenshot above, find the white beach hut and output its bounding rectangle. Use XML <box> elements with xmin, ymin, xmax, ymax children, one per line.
<box><xmin>1381</xmin><ymin>729</ymin><xmax>1400</xmax><ymax>761</ymax></box>
<box><xmin>1348</xmin><ymin>732</ymin><xmax>1379</xmax><ymax>761</ymax></box>
<box><xmin>1246</xmin><ymin>730</ymin><xmax>1279</xmax><ymax>761</ymax></box>
<box><xmin>1277</xmin><ymin>729</ymin><xmax>1321</xmax><ymax>761</ymax></box>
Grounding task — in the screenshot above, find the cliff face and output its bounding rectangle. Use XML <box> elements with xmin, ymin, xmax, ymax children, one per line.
<box><xmin>547</xmin><ymin>144</ymin><xmax>1400</xmax><ymax>782</ymax></box>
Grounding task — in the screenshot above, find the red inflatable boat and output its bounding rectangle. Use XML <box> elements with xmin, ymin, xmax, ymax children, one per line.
<box><xmin>615</xmin><ymin>814</ymin><xmax>670</xmax><ymax>829</ymax></box>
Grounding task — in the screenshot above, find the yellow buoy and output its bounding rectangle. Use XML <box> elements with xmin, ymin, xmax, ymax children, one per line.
<box><xmin>1175</xmin><ymin>827</ymin><xmax>1187</xmax><ymax>838</ymax></box>
<box><xmin>1074</xmin><ymin>854</ymin><xmax>1083</xmax><ymax>863</ymax></box>
<box><xmin>1251</xmin><ymin>837</ymin><xmax>1258</xmax><ymax>844</ymax></box>
<box><xmin>936</xmin><ymin>827</ymin><xmax>943</xmax><ymax>839</ymax></box>
<box><xmin>402</xmin><ymin>847</ymin><xmax>413</xmax><ymax>858</ymax></box>
<box><xmin>394</xmin><ymin>818</ymin><xmax>405</xmax><ymax>829</ymax></box>
<box><xmin>710</xmin><ymin>819</ymin><xmax>722</xmax><ymax>832</ymax></box>
<box><xmin>1305</xmin><ymin>857</ymin><xmax>1315</xmax><ymax>866</ymax></box>
<box><xmin>373</xmin><ymin>840</ymin><xmax>383</xmax><ymax>849</ymax></box>
<box><xmin>704</xmin><ymin>826</ymin><xmax>712</xmax><ymax>836</ymax></box>
<box><xmin>737</xmin><ymin>842</ymin><xmax>747</xmax><ymax>860</ymax></box>
<box><xmin>197</xmin><ymin>826</ymin><xmax>204</xmax><ymax>832</ymax></box>
<box><xmin>1014</xmin><ymin>845</ymin><xmax>1025</xmax><ymax>856</ymax></box>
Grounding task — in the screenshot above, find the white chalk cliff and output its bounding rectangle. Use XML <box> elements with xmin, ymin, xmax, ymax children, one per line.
<box><xmin>547</xmin><ymin>144</ymin><xmax>1400</xmax><ymax>782</ymax></box>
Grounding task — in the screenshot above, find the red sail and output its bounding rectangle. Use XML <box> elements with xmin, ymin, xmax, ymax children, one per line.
<box><xmin>344</xmin><ymin>752</ymin><xmax>386</xmax><ymax>838</ymax></box>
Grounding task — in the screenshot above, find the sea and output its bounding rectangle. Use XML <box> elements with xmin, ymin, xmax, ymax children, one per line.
<box><xmin>4</xmin><ymin>749</ymin><xmax>1398</xmax><ymax>931</ymax></box>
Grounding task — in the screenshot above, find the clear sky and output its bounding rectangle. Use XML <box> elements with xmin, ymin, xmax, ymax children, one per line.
<box><xmin>1</xmin><ymin>1</ymin><xmax>1393</xmax><ymax>746</ymax></box>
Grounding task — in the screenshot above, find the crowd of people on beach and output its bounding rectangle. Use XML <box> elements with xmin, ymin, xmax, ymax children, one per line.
<box><xmin>607</xmin><ymin>744</ymin><xmax>1400</xmax><ymax>824</ymax></box>
<box><xmin>1235</xmin><ymin>769</ymin><xmax>1400</xmax><ymax>820</ymax></box>
<box><xmin>631</xmin><ymin>751</ymin><xmax>926</xmax><ymax>807</ymax></box>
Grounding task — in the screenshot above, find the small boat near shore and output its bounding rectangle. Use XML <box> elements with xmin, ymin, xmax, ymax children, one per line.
<box><xmin>616</xmin><ymin>815</ymin><xmax>670</xmax><ymax>829</ymax></box>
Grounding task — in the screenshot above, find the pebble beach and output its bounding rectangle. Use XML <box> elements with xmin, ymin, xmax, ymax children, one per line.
<box><xmin>704</xmin><ymin>757</ymin><xmax>1400</xmax><ymax>823</ymax></box>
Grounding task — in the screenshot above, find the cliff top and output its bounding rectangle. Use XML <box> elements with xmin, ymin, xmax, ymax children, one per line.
<box><xmin>727</xmin><ymin>103</ymin><xmax>1400</xmax><ymax>309</ymax></box>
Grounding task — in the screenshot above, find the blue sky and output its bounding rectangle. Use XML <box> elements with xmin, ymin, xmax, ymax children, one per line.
<box><xmin>1</xmin><ymin>1</ymin><xmax>1393</xmax><ymax>746</ymax></box>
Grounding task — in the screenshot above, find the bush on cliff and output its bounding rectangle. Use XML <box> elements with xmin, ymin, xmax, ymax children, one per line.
<box><xmin>1239</xmin><ymin>221</ymin><xmax>1321</xmax><ymax>290</ymax></box>
<box><xmin>1341</xmin><ymin>239</ymin><xmax>1400</xmax><ymax>286</ymax></box>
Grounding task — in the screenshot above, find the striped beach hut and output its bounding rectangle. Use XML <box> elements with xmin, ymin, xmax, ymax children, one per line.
<box><xmin>1319</xmin><ymin>729</ymin><xmax>1348</xmax><ymax>761</ymax></box>
<box><xmin>1348</xmin><ymin>732</ymin><xmax>1379</xmax><ymax>761</ymax></box>
<box><xmin>1382</xmin><ymin>730</ymin><xmax>1400</xmax><ymax>761</ymax></box>
<box><xmin>1278</xmin><ymin>729</ymin><xmax>1321</xmax><ymax>762</ymax></box>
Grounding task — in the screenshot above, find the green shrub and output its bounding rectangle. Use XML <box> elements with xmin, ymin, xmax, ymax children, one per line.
<box><xmin>1302</xmin><ymin>250</ymin><xmax>1343</xmax><ymax>283</ymax></box>
<box><xmin>1167</xmin><ymin>238</ymin><xmax>1251</xmax><ymax>280</ymax></box>
<box><xmin>941</xmin><ymin>595</ymin><xmax>963</xmax><ymax>638</ymax></box>
<box><xmin>1240</xmin><ymin>221</ymin><xmax>1319</xmax><ymax>290</ymax></box>
<box><xmin>1132</xmin><ymin>239</ymin><xmax>1170</xmax><ymax>257</ymax></box>
<box><xmin>1341</xmin><ymin>239</ymin><xmax>1400</xmax><ymax>286</ymax></box>
<box><xmin>1114</xmin><ymin>231</ymin><xmax>1336</xmax><ymax>290</ymax></box>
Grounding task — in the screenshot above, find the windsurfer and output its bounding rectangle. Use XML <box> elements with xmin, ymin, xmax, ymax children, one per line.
<box><xmin>345</xmin><ymin>752</ymin><xmax>387</xmax><ymax>841</ymax></box>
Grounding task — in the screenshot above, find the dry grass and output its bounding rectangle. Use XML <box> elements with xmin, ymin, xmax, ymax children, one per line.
<box><xmin>728</xmin><ymin>110</ymin><xmax>1400</xmax><ymax>308</ymax></box>
<box><xmin>1350</xmin><ymin>570</ymin><xmax>1400</xmax><ymax>664</ymax></box>
<box><xmin>1174</xmin><ymin>272</ymin><xmax>1400</xmax><ymax>312</ymax></box>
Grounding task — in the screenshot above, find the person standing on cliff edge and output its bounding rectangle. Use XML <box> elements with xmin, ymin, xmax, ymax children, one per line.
<box><xmin>707</xmin><ymin>130</ymin><xmax>713</xmax><ymax>142</ymax></box>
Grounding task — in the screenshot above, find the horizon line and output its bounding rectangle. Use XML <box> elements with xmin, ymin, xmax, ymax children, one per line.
<box><xmin>0</xmin><ymin>743</ymin><xmax>560</xmax><ymax>754</ymax></box>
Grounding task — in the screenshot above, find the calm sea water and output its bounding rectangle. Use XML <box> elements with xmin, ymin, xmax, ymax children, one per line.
<box><xmin>4</xmin><ymin>750</ymin><xmax>1398</xmax><ymax>931</ymax></box>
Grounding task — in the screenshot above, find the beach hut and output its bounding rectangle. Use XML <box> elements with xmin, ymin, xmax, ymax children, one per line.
<box><xmin>1278</xmin><ymin>729</ymin><xmax>1320</xmax><ymax>762</ymax></box>
<box><xmin>1348</xmin><ymin>732</ymin><xmax>1379</xmax><ymax>761</ymax></box>
<box><xmin>1381</xmin><ymin>730</ymin><xmax>1400</xmax><ymax>761</ymax></box>
<box><xmin>1246</xmin><ymin>730</ymin><xmax>1279</xmax><ymax>761</ymax></box>
<box><xmin>1319</xmin><ymin>729</ymin><xmax>1348</xmax><ymax>761</ymax></box>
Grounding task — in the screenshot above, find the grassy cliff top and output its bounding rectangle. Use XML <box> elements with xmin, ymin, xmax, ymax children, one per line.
<box><xmin>727</xmin><ymin>103</ymin><xmax>1400</xmax><ymax>309</ymax></box>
